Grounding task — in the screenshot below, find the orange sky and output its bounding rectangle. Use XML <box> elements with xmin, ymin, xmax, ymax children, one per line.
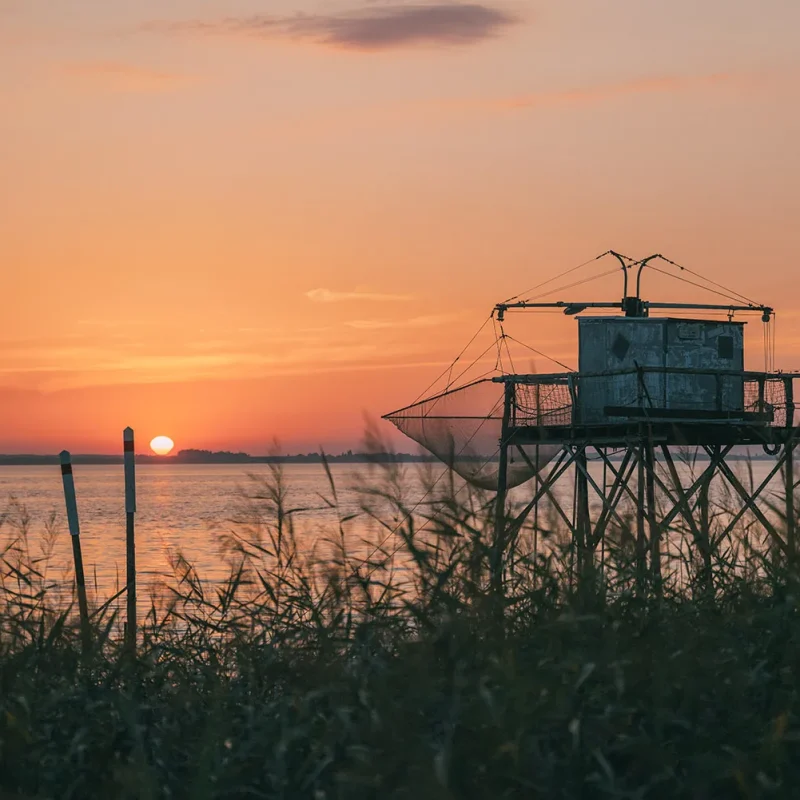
<box><xmin>2</xmin><ymin>0</ymin><xmax>799</xmax><ymax>453</ymax></box>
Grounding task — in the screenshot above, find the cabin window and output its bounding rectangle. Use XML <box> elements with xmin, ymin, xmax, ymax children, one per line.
<box><xmin>718</xmin><ymin>335</ymin><xmax>734</xmax><ymax>360</ymax></box>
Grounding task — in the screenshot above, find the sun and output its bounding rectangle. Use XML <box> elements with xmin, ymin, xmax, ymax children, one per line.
<box><xmin>149</xmin><ymin>435</ymin><xmax>175</xmax><ymax>456</ymax></box>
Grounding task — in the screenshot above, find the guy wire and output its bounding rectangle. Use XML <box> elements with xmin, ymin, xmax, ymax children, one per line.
<box><xmin>412</xmin><ymin>313</ymin><xmax>493</xmax><ymax>404</ymax></box>
<box><xmin>646</xmin><ymin>263</ymin><xmax>754</xmax><ymax>307</ymax></box>
<box><xmin>655</xmin><ymin>254</ymin><xmax>761</xmax><ymax>307</ymax></box>
<box><xmin>503</xmin><ymin>251</ymin><xmax>610</xmax><ymax>304</ymax></box>
<box><xmin>523</xmin><ymin>267</ymin><xmax>622</xmax><ymax>303</ymax></box>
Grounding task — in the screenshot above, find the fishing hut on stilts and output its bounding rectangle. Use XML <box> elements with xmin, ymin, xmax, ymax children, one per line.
<box><xmin>384</xmin><ymin>251</ymin><xmax>799</xmax><ymax>593</ymax></box>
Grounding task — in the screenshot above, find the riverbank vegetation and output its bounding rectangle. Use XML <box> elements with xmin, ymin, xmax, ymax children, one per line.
<box><xmin>2</xmin><ymin>453</ymin><xmax>800</xmax><ymax>798</ymax></box>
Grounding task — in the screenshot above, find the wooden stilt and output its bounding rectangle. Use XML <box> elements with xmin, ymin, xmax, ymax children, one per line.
<box><xmin>491</xmin><ymin>383</ymin><xmax>514</xmax><ymax>596</ymax></box>
<box><xmin>532</xmin><ymin>443</ymin><xmax>540</xmax><ymax>583</ymax></box>
<box><xmin>786</xmin><ymin>377</ymin><xmax>796</xmax><ymax>566</ymax></box>
<box><xmin>574</xmin><ymin>445</ymin><xmax>592</xmax><ymax>596</ymax></box>
<box><xmin>787</xmin><ymin>439</ymin><xmax>796</xmax><ymax>566</ymax></box>
<box><xmin>712</xmin><ymin>446</ymin><xmax>788</xmax><ymax>557</ymax></box>
<box><xmin>636</xmin><ymin>438</ymin><xmax>647</xmax><ymax>590</ymax></box>
<box><xmin>644</xmin><ymin>432</ymin><xmax>660</xmax><ymax>585</ymax></box>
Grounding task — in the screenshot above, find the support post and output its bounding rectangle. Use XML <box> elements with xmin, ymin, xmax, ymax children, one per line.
<box><xmin>698</xmin><ymin>448</ymin><xmax>713</xmax><ymax>584</ymax></box>
<box><xmin>786</xmin><ymin>378</ymin><xmax>796</xmax><ymax>566</ymax></box>
<box><xmin>644</xmin><ymin>432</ymin><xmax>661</xmax><ymax>586</ymax></box>
<box><xmin>636</xmin><ymin>437</ymin><xmax>647</xmax><ymax>590</ymax></box>
<box><xmin>59</xmin><ymin>451</ymin><xmax>90</xmax><ymax>652</ymax></box>
<box><xmin>787</xmin><ymin>438</ymin><xmax>796</xmax><ymax>566</ymax></box>
<box><xmin>532</xmin><ymin>443</ymin><xmax>540</xmax><ymax>585</ymax></box>
<box><xmin>600</xmin><ymin>448</ymin><xmax>607</xmax><ymax>586</ymax></box>
<box><xmin>591</xmin><ymin>448</ymin><xmax>636</xmax><ymax>546</ymax></box>
<box><xmin>491</xmin><ymin>382</ymin><xmax>514</xmax><ymax>596</ymax></box>
<box><xmin>658</xmin><ymin>445</ymin><xmax>733</xmax><ymax>534</ymax></box>
<box><xmin>661</xmin><ymin>445</ymin><xmax>711</xmax><ymax>593</ymax></box>
<box><xmin>123</xmin><ymin>427</ymin><xmax>137</xmax><ymax>652</ymax></box>
<box><xmin>711</xmin><ymin>446</ymin><xmax>788</xmax><ymax>557</ymax></box>
<box><xmin>574</xmin><ymin>445</ymin><xmax>592</xmax><ymax>597</ymax></box>
<box><xmin>515</xmin><ymin>445</ymin><xmax>579</xmax><ymax>538</ymax></box>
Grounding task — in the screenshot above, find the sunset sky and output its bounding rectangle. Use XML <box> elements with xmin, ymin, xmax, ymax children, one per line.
<box><xmin>2</xmin><ymin>0</ymin><xmax>799</xmax><ymax>453</ymax></box>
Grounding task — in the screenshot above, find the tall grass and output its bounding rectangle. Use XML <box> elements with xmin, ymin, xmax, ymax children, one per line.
<box><xmin>2</xmin><ymin>452</ymin><xmax>800</xmax><ymax>798</ymax></box>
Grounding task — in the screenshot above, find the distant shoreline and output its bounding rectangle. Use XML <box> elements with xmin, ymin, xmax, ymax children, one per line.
<box><xmin>0</xmin><ymin>451</ymin><xmax>443</xmax><ymax>466</ymax></box>
<box><xmin>0</xmin><ymin>448</ymin><xmax>781</xmax><ymax>466</ymax></box>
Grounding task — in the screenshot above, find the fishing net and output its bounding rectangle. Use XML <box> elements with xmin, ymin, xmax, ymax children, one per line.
<box><xmin>743</xmin><ymin>376</ymin><xmax>793</xmax><ymax>427</ymax></box>
<box><xmin>383</xmin><ymin>378</ymin><xmax>564</xmax><ymax>491</ymax></box>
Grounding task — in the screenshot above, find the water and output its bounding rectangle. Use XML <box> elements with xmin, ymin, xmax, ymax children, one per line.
<box><xmin>0</xmin><ymin>463</ymin><xmax>424</xmax><ymax>600</ymax></box>
<box><xmin>0</xmin><ymin>458</ymin><xmax>787</xmax><ymax>601</ymax></box>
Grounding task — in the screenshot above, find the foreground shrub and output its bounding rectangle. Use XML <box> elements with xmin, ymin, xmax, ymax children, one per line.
<box><xmin>2</xmin><ymin>456</ymin><xmax>800</xmax><ymax>798</ymax></box>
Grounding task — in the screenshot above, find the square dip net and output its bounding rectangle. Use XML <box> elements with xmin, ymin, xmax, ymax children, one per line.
<box><xmin>383</xmin><ymin>378</ymin><xmax>563</xmax><ymax>491</ymax></box>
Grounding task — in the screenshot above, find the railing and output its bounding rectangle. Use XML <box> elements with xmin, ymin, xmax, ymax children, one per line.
<box><xmin>493</xmin><ymin>368</ymin><xmax>797</xmax><ymax>429</ymax></box>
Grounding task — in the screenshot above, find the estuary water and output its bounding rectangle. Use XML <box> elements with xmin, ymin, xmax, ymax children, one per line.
<box><xmin>0</xmin><ymin>458</ymin><xmax>788</xmax><ymax>602</ymax></box>
<box><xmin>0</xmin><ymin>463</ymin><xmax>421</xmax><ymax>600</ymax></box>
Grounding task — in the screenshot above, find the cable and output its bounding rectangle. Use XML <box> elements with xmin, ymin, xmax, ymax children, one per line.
<box><xmin>503</xmin><ymin>251</ymin><xmax>610</xmax><ymax>304</ymax></box>
<box><xmin>763</xmin><ymin>314</ymin><xmax>776</xmax><ymax>373</ymax></box>
<box><xmin>492</xmin><ymin>316</ymin><xmax>505</xmax><ymax>375</ymax></box>
<box><xmin>772</xmin><ymin>313</ymin><xmax>777</xmax><ymax>373</ymax></box>
<box><xmin>655</xmin><ymin>254</ymin><xmax>761</xmax><ymax>307</ymax></box>
<box><xmin>502</xmin><ymin>333</ymin><xmax>574</xmax><ymax>372</ymax></box>
<box><xmin>767</xmin><ymin>319</ymin><xmax>771</xmax><ymax>372</ymax></box>
<box><xmin>523</xmin><ymin>267</ymin><xmax>622</xmax><ymax>303</ymax></box>
<box><xmin>434</xmin><ymin>340</ymin><xmax>500</xmax><ymax>404</ymax></box>
<box><xmin>411</xmin><ymin>314</ymin><xmax>493</xmax><ymax>405</ymax></box>
<box><xmin>503</xmin><ymin>336</ymin><xmax>516</xmax><ymax>375</ymax></box>
<box><xmin>418</xmin><ymin>339</ymin><xmax>500</xmax><ymax>420</ymax></box>
<box><xmin>645</xmin><ymin>263</ymin><xmax>758</xmax><ymax>307</ymax></box>
<box><xmin>499</xmin><ymin>322</ymin><xmax>517</xmax><ymax>375</ymax></box>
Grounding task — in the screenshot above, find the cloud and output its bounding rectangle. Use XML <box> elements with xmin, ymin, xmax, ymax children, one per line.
<box><xmin>489</xmin><ymin>72</ymin><xmax>762</xmax><ymax>112</ymax></box>
<box><xmin>146</xmin><ymin>4</ymin><xmax>517</xmax><ymax>51</ymax></box>
<box><xmin>77</xmin><ymin>318</ymin><xmax>158</xmax><ymax>327</ymax></box>
<box><xmin>345</xmin><ymin>314</ymin><xmax>458</xmax><ymax>329</ymax></box>
<box><xmin>0</xmin><ymin>327</ymin><xmax>447</xmax><ymax>392</ymax></box>
<box><xmin>60</xmin><ymin>61</ymin><xmax>190</xmax><ymax>93</ymax></box>
<box><xmin>306</xmin><ymin>288</ymin><xmax>413</xmax><ymax>303</ymax></box>
<box><xmin>0</xmin><ymin>341</ymin><xmax>440</xmax><ymax>392</ymax></box>
<box><xmin>0</xmin><ymin>323</ymin><xmax>583</xmax><ymax>393</ymax></box>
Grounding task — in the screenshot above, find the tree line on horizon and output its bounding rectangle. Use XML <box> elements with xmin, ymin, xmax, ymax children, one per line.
<box><xmin>0</xmin><ymin>449</ymin><xmax>454</xmax><ymax>465</ymax></box>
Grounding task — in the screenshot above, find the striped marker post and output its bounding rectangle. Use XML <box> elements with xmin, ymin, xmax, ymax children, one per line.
<box><xmin>123</xmin><ymin>427</ymin><xmax>137</xmax><ymax>651</ymax></box>
<box><xmin>59</xmin><ymin>450</ymin><xmax>90</xmax><ymax>651</ymax></box>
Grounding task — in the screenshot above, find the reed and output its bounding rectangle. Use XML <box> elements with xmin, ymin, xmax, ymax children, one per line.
<box><xmin>1</xmin><ymin>450</ymin><xmax>799</xmax><ymax>798</ymax></box>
